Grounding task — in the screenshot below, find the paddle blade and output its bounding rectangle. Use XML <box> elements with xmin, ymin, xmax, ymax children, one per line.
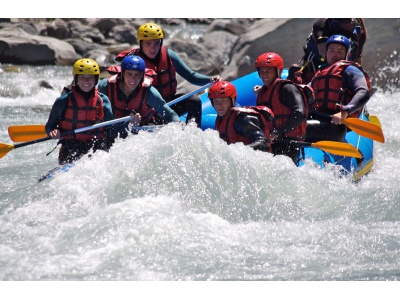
<box><xmin>311</xmin><ymin>141</ymin><xmax>363</xmax><ymax>158</ymax></box>
<box><xmin>368</xmin><ymin>115</ymin><xmax>385</xmax><ymax>142</ymax></box>
<box><xmin>8</xmin><ymin>125</ymin><xmax>47</xmax><ymax>142</ymax></box>
<box><xmin>368</xmin><ymin>115</ymin><xmax>382</xmax><ymax>127</ymax></box>
<box><xmin>0</xmin><ymin>143</ymin><xmax>15</xmax><ymax>159</ymax></box>
<box><xmin>344</xmin><ymin>118</ymin><xmax>385</xmax><ymax>143</ymax></box>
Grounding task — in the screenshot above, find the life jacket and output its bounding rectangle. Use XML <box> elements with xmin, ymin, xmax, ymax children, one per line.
<box><xmin>256</xmin><ymin>79</ymin><xmax>309</xmax><ymax>141</ymax></box>
<box><xmin>59</xmin><ymin>86</ymin><xmax>105</xmax><ymax>141</ymax></box>
<box><xmin>115</xmin><ymin>49</ymin><xmax>134</xmax><ymax>62</ymax></box>
<box><xmin>310</xmin><ymin>60</ymin><xmax>371</xmax><ymax>118</ymax></box>
<box><xmin>215</xmin><ymin>106</ymin><xmax>273</xmax><ymax>148</ymax></box>
<box><xmin>106</xmin><ymin>74</ymin><xmax>157</xmax><ymax>124</ymax></box>
<box><xmin>115</xmin><ymin>47</ymin><xmax>178</xmax><ymax>101</ymax></box>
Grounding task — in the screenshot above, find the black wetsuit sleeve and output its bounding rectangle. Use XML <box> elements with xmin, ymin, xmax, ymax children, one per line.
<box><xmin>274</xmin><ymin>83</ymin><xmax>307</xmax><ymax>136</ymax></box>
<box><xmin>341</xmin><ymin>66</ymin><xmax>370</xmax><ymax>115</ymax></box>
<box><xmin>234</xmin><ymin>113</ymin><xmax>270</xmax><ymax>152</ymax></box>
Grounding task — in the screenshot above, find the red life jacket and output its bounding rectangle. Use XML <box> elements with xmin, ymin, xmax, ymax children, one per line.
<box><xmin>256</xmin><ymin>78</ymin><xmax>308</xmax><ymax>141</ymax></box>
<box><xmin>115</xmin><ymin>49</ymin><xmax>133</xmax><ymax>62</ymax></box>
<box><xmin>59</xmin><ymin>87</ymin><xmax>105</xmax><ymax>141</ymax></box>
<box><xmin>106</xmin><ymin>74</ymin><xmax>156</xmax><ymax>124</ymax></box>
<box><xmin>310</xmin><ymin>60</ymin><xmax>371</xmax><ymax>118</ymax></box>
<box><xmin>115</xmin><ymin>47</ymin><xmax>177</xmax><ymax>101</ymax></box>
<box><xmin>215</xmin><ymin>106</ymin><xmax>273</xmax><ymax>151</ymax></box>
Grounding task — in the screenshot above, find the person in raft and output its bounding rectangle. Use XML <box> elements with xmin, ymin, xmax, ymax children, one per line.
<box><xmin>208</xmin><ymin>80</ymin><xmax>273</xmax><ymax>153</ymax></box>
<box><xmin>98</xmin><ymin>55</ymin><xmax>181</xmax><ymax>139</ymax></box>
<box><xmin>45</xmin><ymin>58</ymin><xmax>115</xmax><ymax>165</ymax></box>
<box><xmin>287</xmin><ymin>18</ymin><xmax>367</xmax><ymax>84</ymax></box>
<box><xmin>114</xmin><ymin>22</ymin><xmax>221</xmax><ymax>128</ymax></box>
<box><xmin>253</xmin><ymin>52</ymin><xmax>308</xmax><ymax>165</ymax></box>
<box><xmin>305</xmin><ymin>34</ymin><xmax>371</xmax><ymax>143</ymax></box>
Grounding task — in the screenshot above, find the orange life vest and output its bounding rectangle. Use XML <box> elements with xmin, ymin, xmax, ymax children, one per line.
<box><xmin>59</xmin><ymin>87</ymin><xmax>105</xmax><ymax>141</ymax></box>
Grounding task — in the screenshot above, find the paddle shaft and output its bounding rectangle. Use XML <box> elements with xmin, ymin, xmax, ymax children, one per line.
<box><xmin>167</xmin><ymin>82</ymin><xmax>212</xmax><ymax>106</ymax></box>
<box><xmin>131</xmin><ymin>125</ymin><xmax>163</xmax><ymax>131</ymax></box>
<box><xmin>72</xmin><ymin>116</ymin><xmax>131</xmax><ymax>134</ymax></box>
<box><xmin>47</xmin><ymin>115</ymin><xmax>132</xmax><ymax>141</ymax></box>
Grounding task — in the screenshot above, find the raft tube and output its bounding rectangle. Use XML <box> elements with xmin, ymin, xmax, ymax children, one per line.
<box><xmin>196</xmin><ymin>69</ymin><xmax>375</xmax><ymax>182</ymax></box>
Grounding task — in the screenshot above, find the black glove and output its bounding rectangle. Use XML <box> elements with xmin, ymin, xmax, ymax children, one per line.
<box><xmin>235</xmin><ymin>113</ymin><xmax>271</xmax><ymax>152</ymax></box>
<box><xmin>249</xmin><ymin>139</ymin><xmax>270</xmax><ymax>152</ymax></box>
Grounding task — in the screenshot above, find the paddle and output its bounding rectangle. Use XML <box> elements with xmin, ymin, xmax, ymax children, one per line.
<box><xmin>167</xmin><ymin>82</ymin><xmax>212</xmax><ymax>106</ymax></box>
<box><xmin>8</xmin><ymin>83</ymin><xmax>212</xmax><ymax>143</ymax></box>
<box><xmin>310</xmin><ymin>110</ymin><xmax>385</xmax><ymax>143</ymax></box>
<box><xmin>282</xmin><ymin>140</ymin><xmax>363</xmax><ymax>158</ymax></box>
<box><xmin>8</xmin><ymin>123</ymin><xmax>162</xmax><ymax>142</ymax></box>
<box><xmin>131</xmin><ymin>125</ymin><xmax>164</xmax><ymax>131</ymax></box>
<box><xmin>8</xmin><ymin>124</ymin><xmax>47</xmax><ymax>142</ymax></box>
<box><xmin>1</xmin><ymin>116</ymin><xmax>132</xmax><ymax>159</ymax></box>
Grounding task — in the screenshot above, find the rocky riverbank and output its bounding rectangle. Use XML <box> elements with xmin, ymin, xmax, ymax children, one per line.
<box><xmin>1</xmin><ymin>18</ymin><xmax>399</xmax><ymax>92</ymax></box>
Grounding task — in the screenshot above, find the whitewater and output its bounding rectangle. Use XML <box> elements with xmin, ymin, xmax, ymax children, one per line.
<box><xmin>0</xmin><ymin>60</ymin><xmax>399</xmax><ymax>297</ymax></box>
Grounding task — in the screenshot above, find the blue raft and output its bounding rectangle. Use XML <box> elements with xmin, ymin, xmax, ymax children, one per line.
<box><xmin>196</xmin><ymin>69</ymin><xmax>380</xmax><ymax>182</ymax></box>
<box><xmin>38</xmin><ymin>163</ymin><xmax>74</xmax><ymax>182</ymax></box>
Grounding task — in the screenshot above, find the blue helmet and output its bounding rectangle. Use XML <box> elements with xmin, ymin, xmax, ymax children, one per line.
<box><xmin>326</xmin><ymin>34</ymin><xmax>351</xmax><ymax>54</ymax></box>
<box><xmin>121</xmin><ymin>55</ymin><xmax>146</xmax><ymax>72</ymax></box>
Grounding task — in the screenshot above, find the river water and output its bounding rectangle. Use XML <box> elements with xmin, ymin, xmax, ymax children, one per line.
<box><xmin>0</xmin><ymin>45</ymin><xmax>399</xmax><ymax>298</ymax></box>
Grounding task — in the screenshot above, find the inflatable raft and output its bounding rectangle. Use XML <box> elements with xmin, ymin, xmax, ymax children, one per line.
<box><xmin>196</xmin><ymin>69</ymin><xmax>382</xmax><ymax>182</ymax></box>
<box><xmin>32</xmin><ymin>70</ymin><xmax>382</xmax><ymax>183</ymax></box>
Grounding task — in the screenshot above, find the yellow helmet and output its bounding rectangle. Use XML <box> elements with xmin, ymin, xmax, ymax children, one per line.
<box><xmin>137</xmin><ymin>23</ymin><xmax>164</xmax><ymax>42</ymax></box>
<box><xmin>72</xmin><ymin>58</ymin><xmax>100</xmax><ymax>76</ymax></box>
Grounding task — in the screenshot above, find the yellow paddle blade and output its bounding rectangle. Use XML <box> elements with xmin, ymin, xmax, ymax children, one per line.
<box><xmin>0</xmin><ymin>143</ymin><xmax>15</xmax><ymax>159</ymax></box>
<box><xmin>8</xmin><ymin>125</ymin><xmax>47</xmax><ymax>142</ymax></box>
<box><xmin>343</xmin><ymin>118</ymin><xmax>385</xmax><ymax>143</ymax></box>
<box><xmin>312</xmin><ymin>141</ymin><xmax>363</xmax><ymax>158</ymax></box>
<box><xmin>368</xmin><ymin>115</ymin><xmax>383</xmax><ymax>128</ymax></box>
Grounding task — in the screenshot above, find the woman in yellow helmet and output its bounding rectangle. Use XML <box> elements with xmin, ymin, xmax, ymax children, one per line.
<box><xmin>45</xmin><ymin>58</ymin><xmax>115</xmax><ymax>165</ymax></box>
<box><xmin>115</xmin><ymin>22</ymin><xmax>220</xmax><ymax>128</ymax></box>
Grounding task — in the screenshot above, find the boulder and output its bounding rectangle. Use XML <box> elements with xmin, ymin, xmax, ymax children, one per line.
<box><xmin>0</xmin><ymin>18</ymin><xmax>399</xmax><ymax>87</ymax></box>
<box><xmin>0</xmin><ymin>27</ymin><xmax>79</xmax><ymax>65</ymax></box>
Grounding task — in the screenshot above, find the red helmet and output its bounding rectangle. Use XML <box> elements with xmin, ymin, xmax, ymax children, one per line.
<box><xmin>255</xmin><ymin>52</ymin><xmax>284</xmax><ymax>76</ymax></box>
<box><xmin>208</xmin><ymin>81</ymin><xmax>237</xmax><ymax>106</ymax></box>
